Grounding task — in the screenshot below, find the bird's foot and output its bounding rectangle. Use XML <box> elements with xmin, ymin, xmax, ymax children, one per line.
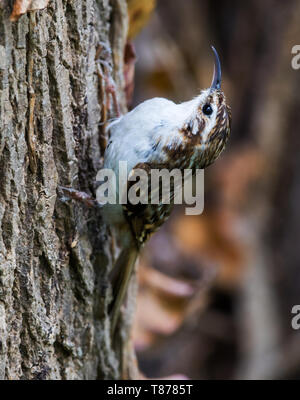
<box><xmin>58</xmin><ymin>186</ymin><xmax>100</xmax><ymax>209</ymax></box>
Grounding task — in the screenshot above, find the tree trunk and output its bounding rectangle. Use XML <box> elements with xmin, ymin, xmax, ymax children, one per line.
<box><xmin>0</xmin><ymin>0</ymin><xmax>132</xmax><ymax>380</ymax></box>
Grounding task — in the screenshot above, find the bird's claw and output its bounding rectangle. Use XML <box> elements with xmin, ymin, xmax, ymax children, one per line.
<box><xmin>57</xmin><ymin>186</ymin><xmax>100</xmax><ymax>209</ymax></box>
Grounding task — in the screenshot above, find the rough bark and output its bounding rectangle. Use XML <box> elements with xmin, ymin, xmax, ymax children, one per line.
<box><xmin>0</xmin><ymin>0</ymin><xmax>130</xmax><ymax>380</ymax></box>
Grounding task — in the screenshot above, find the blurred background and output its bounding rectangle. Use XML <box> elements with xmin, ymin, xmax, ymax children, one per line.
<box><xmin>126</xmin><ymin>0</ymin><xmax>300</xmax><ymax>379</ymax></box>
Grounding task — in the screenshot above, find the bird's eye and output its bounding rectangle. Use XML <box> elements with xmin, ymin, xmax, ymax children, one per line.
<box><xmin>202</xmin><ymin>104</ymin><xmax>213</xmax><ymax>116</ymax></box>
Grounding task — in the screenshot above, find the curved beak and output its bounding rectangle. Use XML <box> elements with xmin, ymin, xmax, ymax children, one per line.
<box><xmin>210</xmin><ymin>46</ymin><xmax>222</xmax><ymax>90</ymax></box>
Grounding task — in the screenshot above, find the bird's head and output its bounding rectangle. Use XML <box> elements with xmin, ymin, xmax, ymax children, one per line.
<box><xmin>180</xmin><ymin>47</ymin><xmax>231</xmax><ymax>168</ymax></box>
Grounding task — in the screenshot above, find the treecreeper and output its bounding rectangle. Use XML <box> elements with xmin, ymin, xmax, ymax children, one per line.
<box><xmin>61</xmin><ymin>46</ymin><xmax>232</xmax><ymax>336</ymax></box>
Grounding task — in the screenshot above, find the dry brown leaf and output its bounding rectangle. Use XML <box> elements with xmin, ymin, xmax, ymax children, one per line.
<box><xmin>127</xmin><ymin>0</ymin><xmax>156</xmax><ymax>40</ymax></box>
<box><xmin>10</xmin><ymin>0</ymin><xmax>49</xmax><ymax>22</ymax></box>
<box><xmin>172</xmin><ymin>212</ymin><xmax>245</xmax><ymax>289</ymax></box>
<box><xmin>133</xmin><ymin>262</ymin><xmax>207</xmax><ymax>349</ymax></box>
<box><xmin>214</xmin><ymin>146</ymin><xmax>265</xmax><ymax>209</ymax></box>
<box><xmin>124</xmin><ymin>42</ymin><xmax>137</xmax><ymax>107</ymax></box>
<box><xmin>140</xmin><ymin>264</ymin><xmax>196</xmax><ymax>298</ymax></box>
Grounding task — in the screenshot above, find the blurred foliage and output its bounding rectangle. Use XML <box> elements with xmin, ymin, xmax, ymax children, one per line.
<box><xmin>130</xmin><ymin>0</ymin><xmax>300</xmax><ymax>380</ymax></box>
<box><xmin>127</xmin><ymin>0</ymin><xmax>156</xmax><ymax>40</ymax></box>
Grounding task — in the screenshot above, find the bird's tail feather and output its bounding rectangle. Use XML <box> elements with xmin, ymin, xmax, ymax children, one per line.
<box><xmin>109</xmin><ymin>244</ymin><xmax>138</xmax><ymax>335</ymax></box>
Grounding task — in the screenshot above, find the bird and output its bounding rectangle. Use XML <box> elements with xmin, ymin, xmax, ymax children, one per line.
<box><xmin>60</xmin><ymin>46</ymin><xmax>231</xmax><ymax>335</ymax></box>
<box><xmin>101</xmin><ymin>46</ymin><xmax>231</xmax><ymax>334</ymax></box>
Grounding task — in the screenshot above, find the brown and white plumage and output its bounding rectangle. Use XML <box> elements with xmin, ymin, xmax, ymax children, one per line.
<box><xmin>101</xmin><ymin>47</ymin><xmax>232</xmax><ymax>333</ymax></box>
